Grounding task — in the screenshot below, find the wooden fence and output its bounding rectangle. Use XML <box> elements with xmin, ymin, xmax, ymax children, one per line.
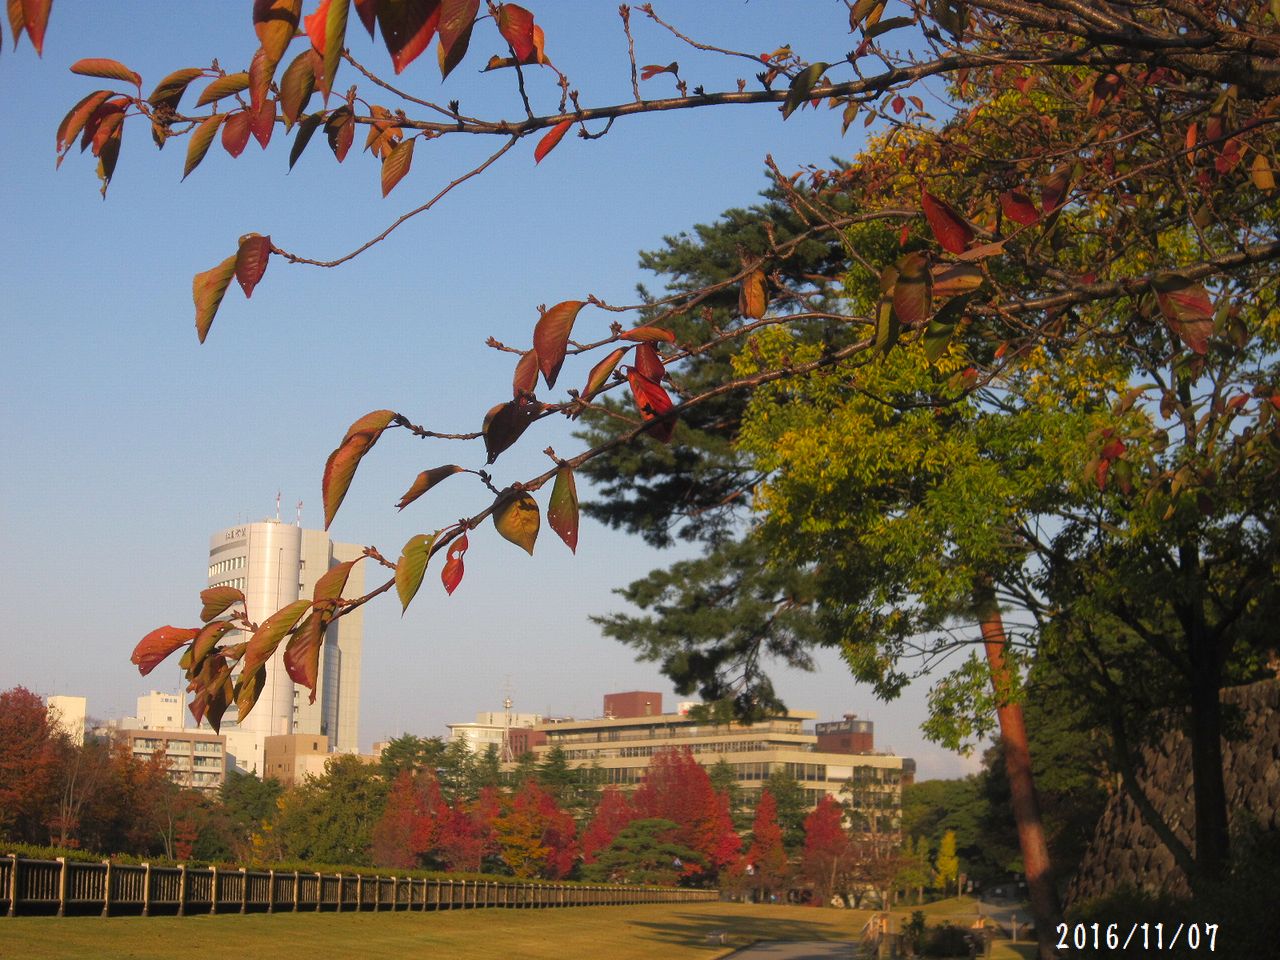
<box><xmin>0</xmin><ymin>855</ymin><xmax>716</xmax><ymax>918</ymax></box>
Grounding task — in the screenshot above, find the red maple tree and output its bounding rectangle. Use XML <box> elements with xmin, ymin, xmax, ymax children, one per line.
<box><xmin>0</xmin><ymin>687</ymin><xmax>58</xmax><ymax>843</ymax></box>
<box><xmin>580</xmin><ymin>787</ymin><xmax>635</xmax><ymax>864</ymax></box>
<box><xmin>632</xmin><ymin>748</ymin><xmax>740</xmax><ymax>876</ymax></box>
<box><xmin>801</xmin><ymin>795</ymin><xmax>854</xmax><ymax>905</ymax></box>
<box><xmin>745</xmin><ymin>788</ymin><xmax>790</xmax><ymax>900</ymax></box>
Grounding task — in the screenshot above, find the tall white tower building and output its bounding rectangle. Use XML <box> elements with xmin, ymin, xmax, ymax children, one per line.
<box><xmin>206</xmin><ymin>520</ymin><xmax>363</xmax><ymax>773</ymax></box>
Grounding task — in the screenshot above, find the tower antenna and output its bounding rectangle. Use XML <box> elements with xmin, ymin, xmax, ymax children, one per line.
<box><xmin>275</xmin><ymin>490</ymin><xmax>281</xmax><ymax>522</ymax></box>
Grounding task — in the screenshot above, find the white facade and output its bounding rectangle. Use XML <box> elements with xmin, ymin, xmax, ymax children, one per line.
<box><xmin>134</xmin><ymin>690</ymin><xmax>185</xmax><ymax>731</ymax></box>
<box><xmin>46</xmin><ymin>695</ymin><xmax>87</xmax><ymax>746</ymax></box>
<box><xmin>206</xmin><ymin>520</ymin><xmax>363</xmax><ymax>773</ymax></box>
<box><xmin>446</xmin><ymin>710</ymin><xmax>543</xmax><ymax>754</ymax></box>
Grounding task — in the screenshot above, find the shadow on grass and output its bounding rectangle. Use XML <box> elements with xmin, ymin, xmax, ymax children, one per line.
<box><xmin>625</xmin><ymin>907</ymin><xmax>855</xmax><ymax>949</ymax></box>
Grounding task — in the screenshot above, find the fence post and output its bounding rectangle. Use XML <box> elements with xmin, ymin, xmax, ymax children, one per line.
<box><xmin>316</xmin><ymin>872</ymin><xmax>323</xmax><ymax>912</ymax></box>
<box><xmin>55</xmin><ymin>857</ymin><xmax>68</xmax><ymax>918</ymax></box>
<box><xmin>336</xmin><ymin>874</ymin><xmax>344</xmax><ymax>913</ymax></box>
<box><xmin>6</xmin><ymin>854</ymin><xmax>17</xmax><ymax>918</ymax></box>
<box><xmin>141</xmin><ymin>863</ymin><xmax>151</xmax><ymax>917</ymax></box>
<box><xmin>101</xmin><ymin>859</ymin><xmax>112</xmax><ymax>918</ymax></box>
<box><xmin>267</xmin><ymin>869</ymin><xmax>275</xmax><ymax>914</ymax></box>
<box><xmin>210</xmin><ymin>865</ymin><xmax>218</xmax><ymax>915</ymax></box>
<box><xmin>177</xmin><ymin>864</ymin><xmax>188</xmax><ymax>917</ymax></box>
<box><xmin>239</xmin><ymin>867</ymin><xmax>247</xmax><ymax>915</ymax></box>
<box><xmin>355</xmin><ymin>874</ymin><xmax>362</xmax><ymax>912</ymax></box>
<box><xmin>292</xmin><ymin>870</ymin><xmax>300</xmax><ymax>912</ymax></box>
<box><xmin>391</xmin><ymin>875</ymin><xmax>398</xmax><ymax>912</ymax></box>
<box><xmin>373</xmin><ymin>875</ymin><xmax>380</xmax><ymax>912</ymax></box>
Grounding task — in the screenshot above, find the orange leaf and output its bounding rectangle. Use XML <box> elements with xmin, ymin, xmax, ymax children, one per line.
<box><xmin>283</xmin><ymin>613</ymin><xmax>326</xmax><ymax>700</ymax></box>
<box><xmin>492</xmin><ymin>490</ymin><xmax>540</xmax><ymax>556</ymax></box>
<box><xmin>891</xmin><ymin>251</ymin><xmax>932</xmax><ymax>327</ymax></box>
<box><xmin>739</xmin><ymin>267</ymin><xmax>768</xmax><ymax>319</ymax></box>
<box><xmin>921</xmin><ymin>188</ymin><xmax>973</xmax><ymax>254</ymax></box>
<box><xmin>250</xmin><ymin>96</ymin><xmax>276</xmax><ymax>148</ymax></box>
<box><xmin>441</xmin><ymin>531</ymin><xmax>469</xmax><ymax>595</ymax></box>
<box><xmin>381</xmin><ymin>137</ymin><xmax>414</xmax><ymax>195</ymax></box>
<box><xmin>132</xmin><ymin>626</ymin><xmax>200</xmax><ymax>676</ymax></box>
<box><xmin>193</xmin><ymin>252</ymin><xmax>237</xmax><ymax>343</ymax></box>
<box><xmin>513</xmin><ymin>348</ymin><xmax>540</xmax><ymax>396</ymax></box>
<box><xmin>619</xmin><ymin>326</ymin><xmax>676</xmax><ymax>342</ymax></box>
<box><xmin>56</xmin><ymin>90</ymin><xmax>114</xmax><ymax>157</ymax></box>
<box><xmin>70</xmin><ymin>58</ymin><xmax>142</xmax><ymax>87</ymax></box>
<box><xmin>322</xmin><ymin>409</ymin><xmax>398</xmax><ymax>527</ymax></box>
<box><xmin>199</xmin><ymin>586</ymin><xmax>246</xmax><ymax>622</ymax></box>
<box><xmin>255</xmin><ymin>0</ymin><xmax>303</xmax><ymax>63</ymax></box>
<box><xmin>534</xmin><ymin>119</ymin><xmax>572</xmax><ymax>164</ymax></box>
<box><xmin>532</xmin><ymin>299</ymin><xmax>584</xmax><ymax>388</ymax></box>
<box><xmin>184</xmin><ymin>114</ymin><xmax>226</xmax><ymax>179</ymax></box>
<box><xmin>582</xmin><ymin>347</ymin><xmax>626</xmax><ymax>399</ymax></box>
<box><xmin>20</xmin><ymin>0</ymin><xmax>50</xmax><ymax>55</ymax></box>
<box><xmin>397</xmin><ymin>464</ymin><xmax>463</xmax><ymax>511</ymax></box>
<box><xmin>313</xmin><ymin>557</ymin><xmax>360</xmax><ymax>602</ymax></box>
<box><xmin>235</xmin><ymin>233</ymin><xmax>272</xmax><ymax>299</ymax></box>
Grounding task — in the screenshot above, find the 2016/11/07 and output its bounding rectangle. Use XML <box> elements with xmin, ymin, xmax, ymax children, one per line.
<box><xmin>1056</xmin><ymin>921</ymin><xmax>1220</xmax><ymax>952</ymax></box>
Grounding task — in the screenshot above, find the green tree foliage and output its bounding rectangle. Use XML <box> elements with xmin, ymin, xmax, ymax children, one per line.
<box><xmin>378</xmin><ymin>733</ymin><xmax>446</xmax><ymax>781</ymax></box>
<box><xmin>267</xmin><ymin>755</ymin><xmax>387</xmax><ymax>865</ymax></box>
<box><xmin>582</xmin><ymin>819</ymin><xmax>703</xmax><ymax>886</ymax></box>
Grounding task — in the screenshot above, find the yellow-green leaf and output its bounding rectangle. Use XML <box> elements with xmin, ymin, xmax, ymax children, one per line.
<box><xmin>493</xmin><ymin>490</ymin><xmax>539</xmax><ymax>555</ymax></box>
<box><xmin>148</xmin><ymin>68</ymin><xmax>204</xmax><ymax>109</ymax></box>
<box><xmin>782</xmin><ymin>62</ymin><xmax>828</xmax><ymax>119</ymax></box>
<box><xmin>1251</xmin><ymin>152</ymin><xmax>1275</xmax><ymax>191</ymax></box>
<box><xmin>395</xmin><ymin>531</ymin><xmax>438</xmax><ymax>612</ymax></box>
<box><xmin>279</xmin><ymin>50</ymin><xmax>316</xmax><ymax>128</ymax></box>
<box><xmin>321</xmin><ymin>0</ymin><xmax>350</xmax><ymax>100</ymax></box>
<box><xmin>196</xmin><ymin>72</ymin><xmax>251</xmax><ymax>107</ymax></box>
<box><xmin>234</xmin><ymin>665</ymin><xmax>268</xmax><ymax>722</ymax></box>
<box><xmin>254</xmin><ymin>0</ymin><xmax>302</xmax><ymax>64</ymax></box>
<box><xmin>582</xmin><ymin>347</ymin><xmax>626</xmax><ymax>399</ymax></box>
<box><xmin>314</xmin><ymin>557</ymin><xmax>360</xmax><ymax>602</ymax></box>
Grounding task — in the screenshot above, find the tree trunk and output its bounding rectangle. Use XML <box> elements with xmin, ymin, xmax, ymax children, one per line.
<box><xmin>976</xmin><ymin>588</ymin><xmax>1063</xmax><ymax>960</ymax></box>
<box><xmin>1186</xmin><ymin>620</ymin><xmax>1229</xmax><ymax>885</ymax></box>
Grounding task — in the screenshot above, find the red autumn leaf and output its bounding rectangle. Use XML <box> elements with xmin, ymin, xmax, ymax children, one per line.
<box><xmin>441</xmin><ymin>531</ymin><xmax>468</xmax><ymax>595</ymax></box>
<box><xmin>634</xmin><ymin>342</ymin><xmax>665</xmax><ymax>382</ymax></box>
<box><xmin>627</xmin><ymin>369</ymin><xmax>676</xmax><ymax>443</ymax></box>
<box><xmin>498</xmin><ymin>3</ymin><xmax>536</xmax><ymax>62</ymax></box>
<box><xmin>1100</xmin><ymin>439</ymin><xmax>1126</xmax><ymax>460</ymax></box>
<box><xmin>1000</xmin><ymin>189</ymin><xmax>1040</xmax><ymax>226</ymax></box>
<box><xmin>1155</xmin><ymin>280</ymin><xmax>1214</xmax><ymax>354</ymax></box>
<box><xmin>235</xmin><ymin>234</ymin><xmax>272</xmax><ymax>299</ymax></box>
<box><xmin>535</xmin><ymin>119</ymin><xmax>572</xmax><ymax>164</ymax></box>
<box><xmin>283</xmin><ymin>612</ymin><xmax>326</xmax><ymax>700</ymax></box>
<box><xmin>921</xmin><ymin>188</ymin><xmax>974</xmax><ymax>254</ymax></box>
<box><xmin>1040</xmin><ymin>165</ymin><xmax>1072</xmax><ymax>212</ymax></box>
<box><xmin>56</xmin><ymin>91</ymin><xmax>114</xmax><ymax>158</ymax></box>
<box><xmin>513</xmin><ymin>348</ymin><xmax>540</xmax><ymax>396</ymax></box>
<box><xmin>640</xmin><ymin>62</ymin><xmax>678</xmax><ymax>81</ymax></box>
<box><xmin>353</xmin><ymin>0</ymin><xmax>378</xmax><ymax>36</ymax></box>
<box><xmin>132</xmin><ymin>626</ymin><xmax>200</xmax><ymax>676</ymax></box>
<box><xmin>547</xmin><ymin>466</ymin><xmax>579</xmax><ymax>553</ymax></box>
<box><xmin>248</xmin><ymin>97</ymin><xmax>276</xmax><ymax>148</ymax></box>
<box><xmin>891</xmin><ymin>251</ymin><xmax>932</xmax><ymax>327</ymax></box>
<box><xmin>532</xmin><ymin>300</ymin><xmax>584</xmax><ymax>388</ymax></box>
<box><xmin>19</xmin><ymin>0</ymin><xmax>51</xmax><ymax>55</ymax></box>
<box><xmin>221</xmin><ymin>111</ymin><xmax>253</xmax><ymax>158</ymax></box>
<box><xmin>378</xmin><ymin>0</ymin><xmax>442</xmax><ymax>74</ymax></box>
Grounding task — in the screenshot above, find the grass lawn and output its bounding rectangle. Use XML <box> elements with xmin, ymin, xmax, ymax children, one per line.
<box><xmin>0</xmin><ymin>902</ymin><xmax>866</xmax><ymax>960</ymax></box>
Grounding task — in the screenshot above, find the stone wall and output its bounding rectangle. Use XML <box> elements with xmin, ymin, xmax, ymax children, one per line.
<box><xmin>1066</xmin><ymin>679</ymin><xmax>1280</xmax><ymax>904</ymax></box>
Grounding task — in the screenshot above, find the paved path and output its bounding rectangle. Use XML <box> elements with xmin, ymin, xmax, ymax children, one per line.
<box><xmin>727</xmin><ymin>942</ymin><xmax>856</xmax><ymax>959</ymax></box>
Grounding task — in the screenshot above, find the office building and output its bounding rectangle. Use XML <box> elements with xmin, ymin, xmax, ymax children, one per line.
<box><xmin>263</xmin><ymin>733</ymin><xmax>332</xmax><ymax>787</ymax></box>
<box><xmin>446</xmin><ymin>709</ymin><xmax>544</xmax><ymax>756</ymax></box>
<box><xmin>205</xmin><ymin>519</ymin><xmax>364</xmax><ymax>774</ymax></box>
<box><xmin>513</xmin><ymin>692</ymin><xmax>912</xmax><ymax>832</ymax></box>
<box><xmin>118</xmin><ymin>728</ymin><xmax>227</xmax><ymax>795</ymax></box>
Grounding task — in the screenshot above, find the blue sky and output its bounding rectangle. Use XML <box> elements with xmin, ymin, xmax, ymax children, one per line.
<box><xmin>0</xmin><ymin>1</ymin><xmax>980</xmax><ymax>779</ymax></box>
